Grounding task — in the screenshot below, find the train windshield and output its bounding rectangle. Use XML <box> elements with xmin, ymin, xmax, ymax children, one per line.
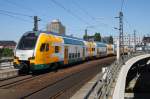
<box><xmin>17</xmin><ymin>33</ymin><xmax>38</xmax><ymax>50</ymax></box>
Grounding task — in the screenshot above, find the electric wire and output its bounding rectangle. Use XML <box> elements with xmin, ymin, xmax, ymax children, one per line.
<box><xmin>3</xmin><ymin>0</ymin><xmax>38</xmax><ymax>15</ymax></box>
<box><xmin>71</xmin><ymin>0</ymin><xmax>112</xmax><ymax>29</ymax></box>
<box><xmin>0</xmin><ymin>12</ymin><xmax>31</xmax><ymax>23</ymax></box>
<box><xmin>71</xmin><ymin>0</ymin><xmax>95</xmax><ymax>21</ymax></box>
<box><xmin>121</xmin><ymin>0</ymin><xmax>125</xmax><ymax>11</ymax></box>
<box><xmin>0</xmin><ymin>9</ymin><xmax>33</xmax><ymax>18</ymax></box>
<box><xmin>50</xmin><ymin>0</ymin><xmax>90</xmax><ymax>25</ymax></box>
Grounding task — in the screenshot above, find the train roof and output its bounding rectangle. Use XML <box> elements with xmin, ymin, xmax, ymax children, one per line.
<box><xmin>95</xmin><ymin>42</ymin><xmax>107</xmax><ymax>47</ymax></box>
<box><xmin>24</xmin><ymin>31</ymin><xmax>83</xmax><ymax>40</ymax></box>
<box><xmin>24</xmin><ymin>31</ymin><xmax>85</xmax><ymax>45</ymax></box>
<box><xmin>63</xmin><ymin>37</ymin><xmax>84</xmax><ymax>45</ymax></box>
<box><xmin>44</xmin><ymin>31</ymin><xmax>84</xmax><ymax>45</ymax></box>
<box><xmin>23</xmin><ymin>31</ymin><xmax>109</xmax><ymax>46</ymax></box>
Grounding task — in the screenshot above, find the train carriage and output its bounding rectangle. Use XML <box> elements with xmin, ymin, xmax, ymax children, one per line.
<box><xmin>96</xmin><ymin>42</ymin><xmax>107</xmax><ymax>57</ymax></box>
<box><xmin>14</xmin><ymin>31</ymin><xmax>86</xmax><ymax>72</ymax></box>
<box><xmin>62</xmin><ymin>37</ymin><xmax>84</xmax><ymax>64</ymax></box>
<box><xmin>106</xmin><ymin>44</ymin><xmax>115</xmax><ymax>56</ymax></box>
<box><xmin>14</xmin><ymin>31</ymin><xmax>116</xmax><ymax>73</ymax></box>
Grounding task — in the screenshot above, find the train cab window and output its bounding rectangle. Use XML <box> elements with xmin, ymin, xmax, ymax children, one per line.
<box><xmin>40</xmin><ymin>43</ymin><xmax>46</xmax><ymax>52</ymax></box>
<box><xmin>46</xmin><ymin>44</ymin><xmax>49</xmax><ymax>51</ymax></box>
<box><xmin>55</xmin><ymin>46</ymin><xmax>59</xmax><ymax>53</ymax></box>
<box><xmin>17</xmin><ymin>33</ymin><xmax>38</xmax><ymax>50</ymax></box>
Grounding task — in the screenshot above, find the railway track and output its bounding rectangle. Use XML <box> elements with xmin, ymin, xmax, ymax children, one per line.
<box><xmin>24</xmin><ymin>61</ymin><xmax>99</xmax><ymax>99</ymax></box>
<box><xmin>0</xmin><ymin>71</ymin><xmax>57</xmax><ymax>89</ymax></box>
<box><xmin>0</xmin><ymin>56</ymin><xmax>116</xmax><ymax>99</ymax></box>
<box><xmin>0</xmin><ymin>75</ymin><xmax>32</xmax><ymax>88</ymax></box>
<box><xmin>48</xmin><ymin>66</ymin><xmax>98</xmax><ymax>99</ymax></box>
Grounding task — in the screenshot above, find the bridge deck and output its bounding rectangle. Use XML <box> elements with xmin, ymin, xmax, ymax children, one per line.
<box><xmin>125</xmin><ymin>66</ymin><xmax>150</xmax><ymax>99</ymax></box>
<box><xmin>113</xmin><ymin>54</ymin><xmax>150</xmax><ymax>99</ymax></box>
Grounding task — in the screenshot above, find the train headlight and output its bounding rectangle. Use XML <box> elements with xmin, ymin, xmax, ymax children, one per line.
<box><xmin>28</xmin><ymin>57</ymin><xmax>35</xmax><ymax>60</ymax></box>
<box><xmin>14</xmin><ymin>56</ymin><xmax>19</xmax><ymax>60</ymax></box>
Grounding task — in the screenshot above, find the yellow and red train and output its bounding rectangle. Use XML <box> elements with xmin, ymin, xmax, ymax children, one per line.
<box><xmin>13</xmin><ymin>31</ymin><xmax>116</xmax><ymax>73</ymax></box>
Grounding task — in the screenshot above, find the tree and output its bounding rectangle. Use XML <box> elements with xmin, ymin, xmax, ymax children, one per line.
<box><xmin>108</xmin><ymin>35</ymin><xmax>113</xmax><ymax>44</ymax></box>
<box><xmin>0</xmin><ymin>49</ymin><xmax>3</xmax><ymax>58</ymax></box>
<box><xmin>94</xmin><ymin>32</ymin><xmax>101</xmax><ymax>42</ymax></box>
<box><xmin>1</xmin><ymin>48</ymin><xmax>13</xmax><ymax>57</ymax></box>
<box><xmin>83</xmin><ymin>34</ymin><xmax>88</xmax><ymax>40</ymax></box>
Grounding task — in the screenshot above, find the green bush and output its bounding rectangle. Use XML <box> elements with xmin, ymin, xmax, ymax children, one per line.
<box><xmin>0</xmin><ymin>48</ymin><xmax>14</xmax><ymax>58</ymax></box>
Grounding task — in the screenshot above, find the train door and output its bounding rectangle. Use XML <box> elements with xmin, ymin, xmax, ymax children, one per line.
<box><xmin>83</xmin><ymin>47</ymin><xmax>85</xmax><ymax>59</ymax></box>
<box><xmin>45</xmin><ymin>43</ymin><xmax>50</xmax><ymax>63</ymax></box>
<box><xmin>39</xmin><ymin>43</ymin><xmax>46</xmax><ymax>64</ymax></box>
<box><xmin>64</xmin><ymin>46</ymin><xmax>68</xmax><ymax>64</ymax></box>
<box><xmin>97</xmin><ymin>48</ymin><xmax>99</xmax><ymax>57</ymax></box>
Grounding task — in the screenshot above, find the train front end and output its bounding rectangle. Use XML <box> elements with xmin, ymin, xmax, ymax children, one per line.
<box><xmin>13</xmin><ymin>32</ymin><xmax>38</xmax><ymax>73</ymax></box>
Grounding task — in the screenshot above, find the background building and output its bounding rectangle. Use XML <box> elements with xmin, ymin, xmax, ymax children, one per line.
<box><xmin>0</xmin><ymin>41</ymin><xmax>16</xmax><ymax>50</ymax></box>
<box><xmin>47</xmin><ymin>19</ymin><xmax>66</xmax><ymax>35</ymax></box>
<box><xmin>143</xmin><ymin>36</ymin><xmax>150</xmax><ymax>51</ymax></box>
<box><xmin>113</xmin><ymin>35</ymin><xmax>143</xmax><ymax>47</ymax></box>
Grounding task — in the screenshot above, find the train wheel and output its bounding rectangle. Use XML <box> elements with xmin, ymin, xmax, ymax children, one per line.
<box><xmin>19</xmin><ymin>63</ymin><xmax>30</xmax><ymax>74</ymax></box>
<box><xmin>51</xmin><ymin>63</ymin><xmax>59</xmax><ymax>72</ymax></box>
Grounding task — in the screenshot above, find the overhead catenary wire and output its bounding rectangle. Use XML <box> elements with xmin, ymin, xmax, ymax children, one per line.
<box><xmin>124</xmin><ymin>17</ymin><xmax>133</xmax><ymax>32</ymax></box>
<box><xmin>3</xmin><ymin>0</ymin><xmax>38</xmax><ymax>15</ymax></box>
<box><xmin>121</xmin><ymin>0</ymin><xmax>125</xmax><ymax>11</ymax></box>
<box><xmin>71</xmin><ymin>0</ymin><xmax>95</xmax><ymax>21</ymax></box>
<box><xmin>120</xmin><ymin>0</ymin><xmax>140</xmax><ymax>37</ymax></box>
<box><xmin>3</xmin><ymin>0</ymin><xmax>55</xmax><ymax>21</ymax></box>
<box><xmin>0</xmin><ymin>8</ymin><xmax>51</xmax><ymax>30</ymax></box>
<box><xmin>71</xmin><ymin>0</ymin><xmax>112</xmax><ymax>30</ymax></box>
<box><xmin>0</xmin><ymin>12</ymin><xmax>31</xmax><ymax>23</ymax></box>
<box><xmin>124</xmin><ymin>16</ymin><xmax>140</xmax><ymax>36</ymax></box>
<box><xmin>50</xmin><ymin>0</ymin><xmax>90</xmax><ymax>25</ymax></box>
<box><xmin>0</xmin><ymin>9</ymin><xmax>49</xmax><ymax>28</ymax></box>
<box><xmin>0</xmin><ymin>9</ymin><xmax>33</xmax><ymax>18</ymax></box>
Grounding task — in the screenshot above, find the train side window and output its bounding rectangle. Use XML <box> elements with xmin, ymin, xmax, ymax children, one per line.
<box><xmin>55</xmin><ymin>46</ymin><xmax>59</xmax><ymax>53</ymax></box>
<box><xmin>75</xmin><ymin>53</ymin><xmax>77</xmax><ymax>58</ymax></box>
<box><xmin>69</xmin><ymin>53</ymin><xmax>71</xmax><ymax>59</ymax></box>
<box><xmin>86</xmin><ymin>48</ymin><xmax>88</xmax><ymax>51</ymax></box>
<box><xmin>78</xmin><ymin>53</ymin><xmax>80</xmax><ymax>57</ymax></box>
<box><xmin>40</xmin><ymin>43</ymin><xmax>46</xmax><ymax>52</ymax></box>
<box><xmin>72</xmin><ymin>53</ymin><xmax>74</xmax><ymax>58</ymax></box>
<box><xmin>46</xmin><ymin>43</ymin><xmax>49</xmax><ymax>51</ymax></box>
<box><xmin>92</xmin><ymin>48</ymin><xmax>95</xmax><ymax>51</ymax></box>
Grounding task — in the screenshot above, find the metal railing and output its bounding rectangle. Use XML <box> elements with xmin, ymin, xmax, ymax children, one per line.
<box><xmin>84</xmin><ymin>52</ymin><xmax>149</xmax><ymax>99</ymax></box>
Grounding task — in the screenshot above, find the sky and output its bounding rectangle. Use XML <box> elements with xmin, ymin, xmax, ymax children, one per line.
<box><xmin>0</xmin><ymin>0</ymin><xmax>150</xmax><ymax>41</ymax></box>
